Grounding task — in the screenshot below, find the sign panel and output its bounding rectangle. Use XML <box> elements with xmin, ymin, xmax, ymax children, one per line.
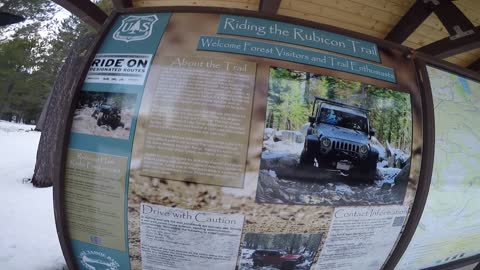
<box><xmin>140</xmin><ymin>203</ymin><xmax>244</xmax><ymax>270</ymax></box>
<box><xmin>64</xmin><ymin>13</ymin><xmax>171</xmax><ymax>270</ymax></box>
<box><xmin>138</xmin><ymin>56</ymin><xmax>256</xmax><ymax>188</ymax></box>
<box><xmin>59</xmin><ymin>12</ymin><xmax>423</xmax><ymax>270</ymax></box>
<box><xmin>197</xmin><ymin>36</ymin><xmax>396</xmax><ymax>83</ymax></box>
<box><xmin>85</xmin><ymin>54</ymin><xmax>153</xmax><ymax>85</ymax></box>
<box><xmin>218</xmin><ymin>15</ymin><xmax>380</xmax><ymax>62</ymax></box>
<box><xmin>316</xmin><ymin>206</ymin><xmax>408</xmax><ymax>270</ymax></box>
<box><xmin>396</xmin><ymin>66</ymin><xmax>480</xmax><ymax>270</ymax></box>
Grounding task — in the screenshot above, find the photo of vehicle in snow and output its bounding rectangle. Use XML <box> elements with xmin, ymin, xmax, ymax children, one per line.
<box><xmin>240</xmin><ymin>233</ymin><xmax>321</xmax><ymax>270</ymax></box>
<box><xmin>71</xmin><ymin>90</ymin><xmax>137</xmax><ymax>140</ymax></box>
<box><xmin>300</xmin><ymin>98</ymin><xmax>378</xmax><ymax>183</ymax></box>
<box><xmin>256</xmin><ymin>67</ymin><xmax>412</xmax><ymax>206</ymax></box>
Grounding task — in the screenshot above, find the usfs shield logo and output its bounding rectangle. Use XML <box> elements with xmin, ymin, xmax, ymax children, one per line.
<box><xmin>113</xmin><ymin>15</ymin><xmax>159</xmax><ymax>42</ymax></box>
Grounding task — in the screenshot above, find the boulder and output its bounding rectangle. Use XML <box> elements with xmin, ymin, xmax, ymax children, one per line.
<box><xmin>264</xmin><ymin>128</ymin><xmax>275</xmax><ymax>140</ymax></box>
<box><xmin>274</xmin><ymin>130</ymin><xmax>304</xmax><ymax>143</ymax></box>
<box><xmin>394</xmin><ymin>158</ymin><xmax>410</xmax><ymax>185</ymax></box>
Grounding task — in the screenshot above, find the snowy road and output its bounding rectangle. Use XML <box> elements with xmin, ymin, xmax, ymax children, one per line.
<box><xmin>0</xmin><ymin>121</ymin><xmax>65</xmax><ymax>270</ymax></box>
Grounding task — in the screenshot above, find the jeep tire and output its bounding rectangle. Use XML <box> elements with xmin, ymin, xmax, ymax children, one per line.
<box><xmin>300</xmin><ymin>149</ymin><xmax>315</xmax><ymax>166</ymax></box>
<box><xmin>362</xmin><ymin>153</ymin><xmax>378</xmax><ymax>184</ymax></box>
<box><xmin>281</xmin><ymin>261</ymin><xmax>296</xmax><ymax>270</ymax></box>
<box><xmin>253</xmin><ymin>260</ymin><xmax>262</xmax><ymax>267</ymax></box>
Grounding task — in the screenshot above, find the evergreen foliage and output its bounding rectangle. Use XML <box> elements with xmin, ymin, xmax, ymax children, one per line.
<box><xmin>0</xmin><ymin>0</ymin><xmax>112</xmax><ymax>123</ymax></box>
<box><xmin>266</xmin><ymin>67</ymin><xmax>412</xmax><ymax>151</ymax></box>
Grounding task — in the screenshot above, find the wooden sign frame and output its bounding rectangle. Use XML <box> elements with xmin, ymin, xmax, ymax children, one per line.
<box><xmin>51</xmin><ymin>6</ymin><xmax>480</xmax><ymax>270</ymax></box>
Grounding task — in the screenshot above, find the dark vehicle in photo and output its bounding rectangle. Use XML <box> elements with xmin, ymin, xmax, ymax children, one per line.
<box><xmin>300</xmin><ymin>97</ymin><xmax>378</xmax><ymax>182</ymax></box>
<box><xmin>252</xmin><ymin>249</ymin><xmax>305</xmax><ymax>270</ymax></box>
<box><xmin>91</xmin><ymin>103</ymin><xmax>125</xmax><ymax>130</ymax></box>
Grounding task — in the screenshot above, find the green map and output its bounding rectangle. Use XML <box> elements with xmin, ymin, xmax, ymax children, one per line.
<box><xmin>397</xmin><ymin>66</ymin><xmax>480</xmax><ymax>270</ymax></box>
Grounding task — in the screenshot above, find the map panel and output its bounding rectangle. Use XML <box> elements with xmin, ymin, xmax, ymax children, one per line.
<box><xmin>396</xmin><ymin>66</ymin><xmax>480</xmax><ymax>269</ymax></box>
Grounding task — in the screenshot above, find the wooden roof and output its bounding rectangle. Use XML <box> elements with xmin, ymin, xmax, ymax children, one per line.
<box><xmin>53</xmin><ymin>0</ymin><xmax>480</xmax><ymax>72</ymax></box>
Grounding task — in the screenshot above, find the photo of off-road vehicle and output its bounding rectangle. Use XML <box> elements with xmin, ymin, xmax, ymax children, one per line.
<box><xmin>255</xmin><ymin>67</ymin><xmax>412</xmax><ymax>206</ymax></box>
<box><xmin>252</xmin><ymin>250</ymin><xmax>305</xmax><ymax>270</ymax></box>
<box><xmin>71</xmin><ymin>91</ymin><xmax>136</xmax><ymax>140</ymax></box>
<box><xmin>240</xmin><ymin>233</ymin><xmax>320</xmax><ymax>270</ymax></box>
<box><xmin>300</xmin><ymin>97</ymin><xmax>379</xmax><ymax>183</ymax></box>
<box><xmin>91</xmin><ymin>103</ymin><xmax>125</xmax><ymax>130</ymax></box>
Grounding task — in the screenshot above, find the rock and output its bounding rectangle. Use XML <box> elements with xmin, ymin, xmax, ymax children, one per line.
<box><xmin>258</xmin><ymin>170</ymin><xmax>281</xmax><ymax>189</ymax></box>
<box><xmin>274</xmin><ymin>130</ymin><xmax>283</xmax><ymax>142</ymax></box>
<box><xmin>299</xmin><ymin>123</ymin><xmax>311</xmax><ymax>136</ymax></box>
<box><xmin>264</xmin><ymin>128</ymin><xmax>275</xmax><ymax>140</ymax></box>
<box><xmin>395</xmin><ymin>158</ymin><xmax>403</xmax><ymax>168</ymax></box>
<box><xmin>394</xmin><ymin>158</ymin><xmax>410</xmax><ymax>185</ymax></box>
<box><xmin>326</xmin><ymin>183</ymin><xmax>335</xmax><ymax>191</ymax></box>
<box><xmin>273</xmin><ymin>130</ymin><xmax>304</xmax><ymax>143</ymax></box>
<box><xmin>151</xmin><ymin>178</ymin><xmax>160</xmax><ymax>187</ymax></box>
<box><xmin>268</xmin><ymin>170</ymin><xmax>277</xmax><ymax>178</ymax></box>
<box><xmin>381</xmin><ymin>183</ymin><xmax>392</xmax><ymax>190</ymax></box>
<box><xmin>261</xmin><ymin>154</ymin><xmax>299</xmax><ymax>169</ymax></box>
<box><xmin>295</xmin><ymin>132</ymin><xmax>304</xmax><ymax>143</ymax></box>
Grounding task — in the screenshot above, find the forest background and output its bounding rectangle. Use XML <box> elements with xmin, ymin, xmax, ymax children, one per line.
<box><xmin>266</xmin><ymin>67</ymin><xmax>412</xmax><ymax>152</ymax></box>
<box><xmin>0</xmin><ymin>0</ymin><xmax>112</xmax><ymax>124</ymax></box>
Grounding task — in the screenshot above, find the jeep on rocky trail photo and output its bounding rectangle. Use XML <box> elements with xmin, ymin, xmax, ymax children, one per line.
<box><xmin>300</xmin><ymin>97</ymin><xmax>379</xmax><ymax>183</ymax></box>
<box><xmin>91</xmin><ymin>103</ymin><xmax>125</xmax><ymax>130</ymax></box>
<box><xmin>252</xmin><ymin>249</ymin><xmax>305</xmax><ymax>270</ymax></box>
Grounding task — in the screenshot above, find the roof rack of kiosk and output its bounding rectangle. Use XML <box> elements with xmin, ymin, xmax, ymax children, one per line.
<box><xmin>314</xmin><ymin>97</ymin><xmax>369</xmax><ymax>113</ymax></box>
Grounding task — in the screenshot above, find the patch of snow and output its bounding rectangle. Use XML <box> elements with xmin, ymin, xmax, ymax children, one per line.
<box><xmin>297</xmin><ymin>258</ymin><xmax>312</xmax><ymax>268</ymax></box>
<box><xmin>377</xmin><ymin>167</ymin><xmax>402</xmax><ymax>186</ymax></box>
<box><xmin>335</xmin><ymin>184</ymin><xmax>354</xmax><ymax>195</ymax></box>
<box><xmin>262</xmin><ymin>138</ymin><xmax>303</xmax><ymax>160</ymax></box>
<box><xmin>268</xmin><ymin>170</ymin><xmax>277</xmax><ymax>178</ymax></box>
<box><xmin>391</xmin><ymin>148</ymin><xmax>409</xmax><ymax>163</ymax></box>
<box><xmin>0</xmin><ymin>121</ymin><xmax>65</xmax><ymax>269</ymax></box>
<box><xmin>370</xmin><ymin>136</ymin><xmax>386</xmax><ymax>159</ymax></box>
<box><xmin>377</xmin><ymin>160</ymin><xmax>389</xmax><ymax>169</ymax></box>
<box><xmin>241</xmin><ymin>248</ymin><xmax>255</xmax><ymax>259</ymax></box>
<box><xmin>264</xmin><ymin>128</ymin><xmax>275</xmax><ymax>140</ymax></box>
<box><xmin>0</xmin><ymin>120</ymin><xmax>35</xmax><ymax>133</ymax></box>
<box><xmin>71</xmin><ymin>106</ymin><xmax>132</xmax><ymax>139</ymax></box>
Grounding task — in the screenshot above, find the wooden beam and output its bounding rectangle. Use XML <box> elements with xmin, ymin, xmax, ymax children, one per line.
<box><xmin>259</xmin><ymin>0</ymin><xmax>282</xmax><ymax>15</ymax></box>
<box><xmin>112</xmin><ymin>0</ymin><xmax>132</xmax><ymax>10</ymax></box>
<box><xmin>468</xmin><ymin>58</ymin><xmax>480</xmax><ymax>71</ymax></box>
<box><xmin>417</xmin><ymin>27</ymin><xmax>480</xmax><ymax>58</ymax></box>
<box><xmin>385</xmin><ymin>0</ymin><xmax>436</xmax><ymax>44</ymax></box>
<box><xmin>434</xmin><ymin>0</ymin><xmax>476</xmax><ymax>39</ymax></box>
<box><xmin>52</xmin><ymin>0</ymin><xmax>108</xmax><ymax>30</ymax></box>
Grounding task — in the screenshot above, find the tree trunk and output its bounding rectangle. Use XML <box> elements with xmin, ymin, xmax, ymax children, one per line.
<box><xmin>31</xmin><ymin>35</ymin><xmax>94</xmax><ymax>187</ymax></box>
<box><xmin>35</xmin><ymin>90</ymin><xmax>51</xmax><ymax>131</ymax></box>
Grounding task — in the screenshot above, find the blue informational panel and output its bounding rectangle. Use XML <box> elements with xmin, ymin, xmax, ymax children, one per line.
<box><xmin>197</xmin><ymin>35</ymin><xmax>395</xmax><ymax>83</ymax></box>
<box><xmin>64</xmin><ymin>13</ymin><xmax>171</xmax><ymax>270</ymax></box>
<box><xmin>217</xmin><ymin>15</ymin><xmax>381</xmax><ymax>62</ymax></box>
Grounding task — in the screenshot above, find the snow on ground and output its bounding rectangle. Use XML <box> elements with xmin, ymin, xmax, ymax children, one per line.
<box><xmin>0</xmin><ymin>121</ymin><xmax>65</xmax><ymax>270</ymax></box>
<box><xmin>377</xmin><ymin>167</ymin><xmax>402</xmax><ymax>185</ymax></box>
<box><xmin>262</xmin><ymin>136</ymin><xmax>303</xmax><ymax>160</ymax></box>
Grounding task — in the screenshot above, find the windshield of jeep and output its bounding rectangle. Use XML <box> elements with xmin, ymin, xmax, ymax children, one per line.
<box><xmin>318</xmin><ymin>107</ymin><xmax>368</xmax><ymax>133</ymax></box>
